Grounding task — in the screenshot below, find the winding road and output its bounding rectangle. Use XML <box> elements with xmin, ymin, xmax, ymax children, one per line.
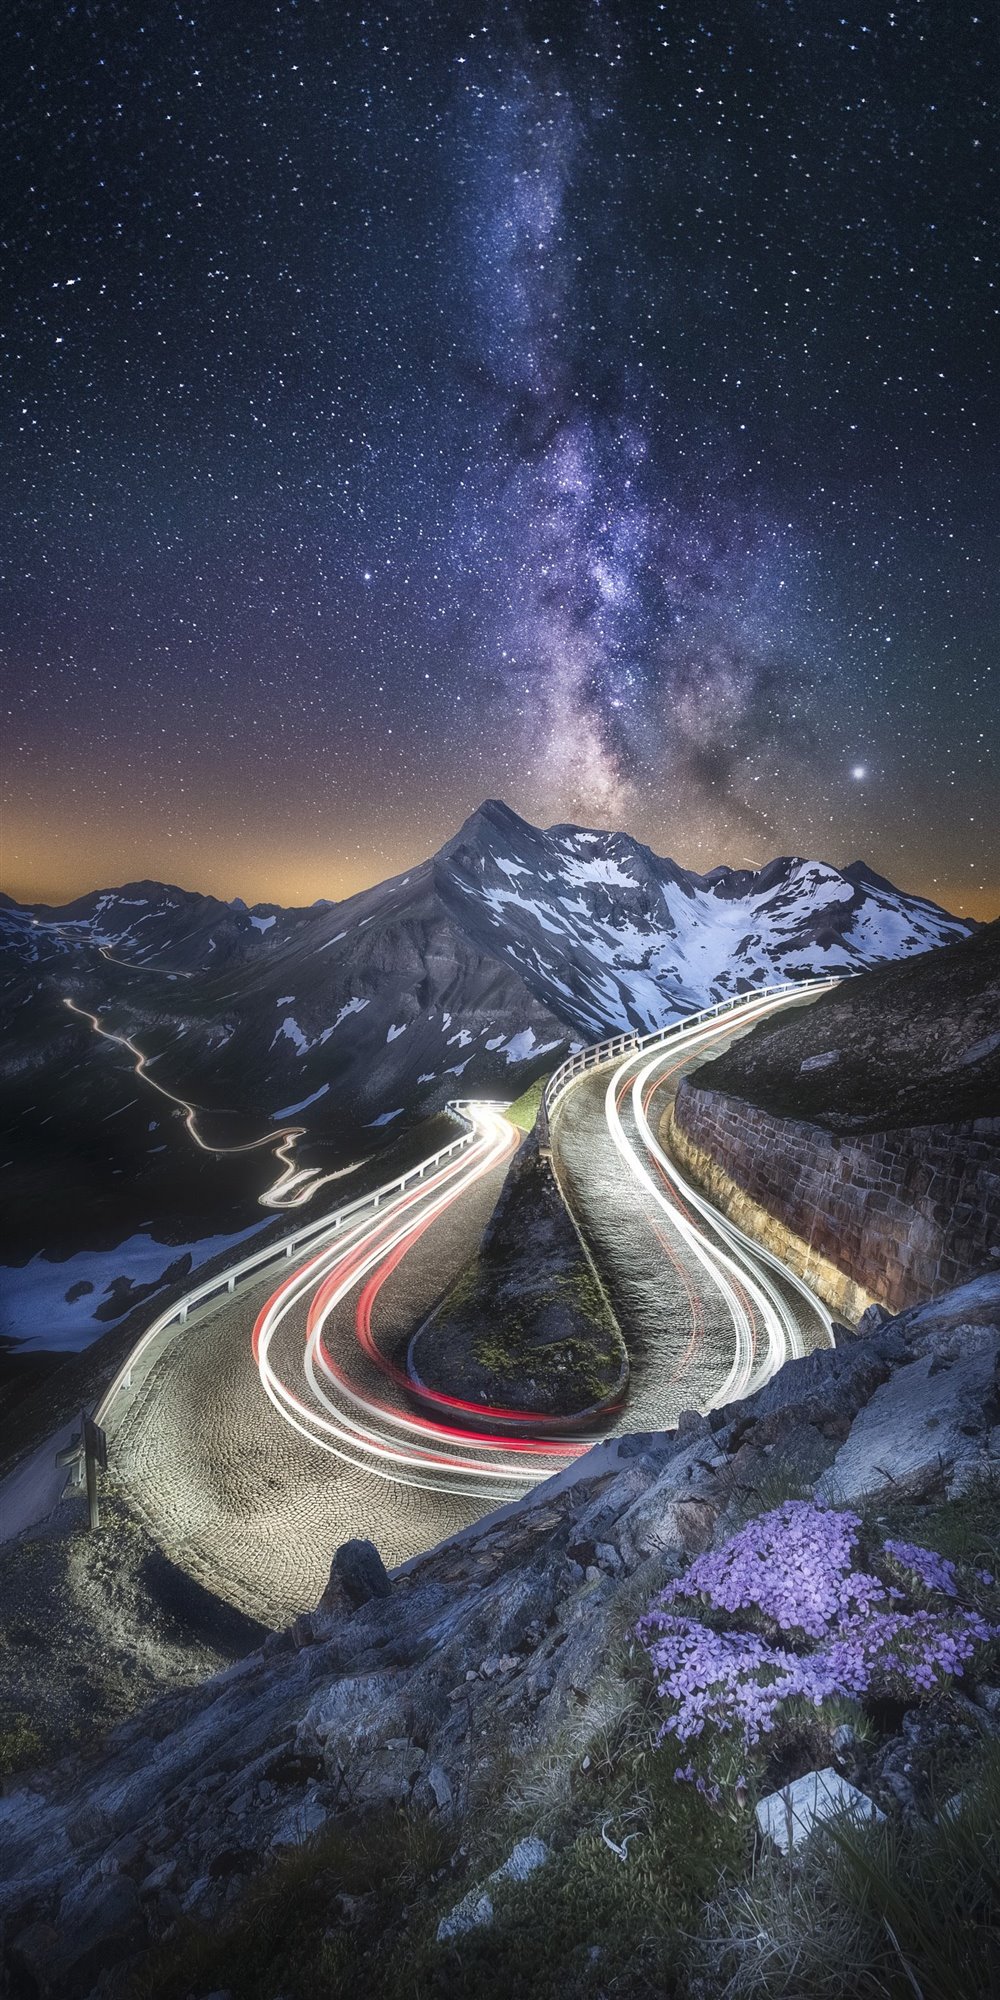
<box><xmin>550</xmin><ymin>990</ymin><xmax>834</xmax><ymax>1431</ymax></box>
<box><xmin>91</xmin><ymin>983</ymin><xmax>835</xmax><ymax>1623</ymax></box>
<box><xmin>63</xmin><ymin>997</ymin><xmax>365</xmax><ymax>1210</ymax></box>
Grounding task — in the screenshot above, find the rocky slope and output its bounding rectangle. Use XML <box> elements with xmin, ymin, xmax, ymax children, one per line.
<box><xmin>2</xmin><ymin>1272</ymin><xmax>999</xmax><ymax>1998</ymax></box>
<box><xmin>679</xmin><ymin>915</ymin><xmax>1000</xmax><ymax>1134</ymax></box>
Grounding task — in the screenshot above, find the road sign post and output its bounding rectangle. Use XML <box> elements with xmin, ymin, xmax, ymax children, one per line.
<box><xmin>55</xmin><ymin>1412</ymin><xmax>106</xmax><ymax>1527</ymax></box>
<box><xmin>82</xmin><ymin>1412</ymin><xmax>107</xmax><ymax>1530</ymax></box>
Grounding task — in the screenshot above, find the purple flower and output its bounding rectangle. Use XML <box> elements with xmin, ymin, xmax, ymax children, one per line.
<box><xmin>635</xmin><ymin>1502</ymin><xmax>999</xmax><ymax>1779</ymax></box>
<box><xmin>883</xmin><ymin>1538</ymin><xmax>959</xmax><ymax>1597</ymax></box>
<box><xmin>648</xmin><ymin>1502</ymin><xmax>886</xmax><ymax>1640</ymax></box>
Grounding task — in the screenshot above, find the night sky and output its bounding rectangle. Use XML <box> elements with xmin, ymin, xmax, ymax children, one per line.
<box><xmin>2</xmin><ymin>2</ymin><xmax>996</xmax><ymax>916</ymax></box>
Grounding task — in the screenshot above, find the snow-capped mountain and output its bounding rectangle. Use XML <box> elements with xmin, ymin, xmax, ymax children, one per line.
<box><xmin>0</xmin><ymin>803</ymin><xmax>973</xmax><ymax>1341</ymax></box>
<box><xmin>431</xmin><ymin>801</ymin><xmax>970</xmax><ymax>1037</ymax></box>
<box><xmin>2</xmin><ymin>800</ymin><xmax>971</xmax><ymax>1131</ymax></box>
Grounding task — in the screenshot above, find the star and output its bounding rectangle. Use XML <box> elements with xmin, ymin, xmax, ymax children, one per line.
<box><xmin>0</xmin><ymin>5</ymin><xmax>993</xmax><ymax>916</ymax></box>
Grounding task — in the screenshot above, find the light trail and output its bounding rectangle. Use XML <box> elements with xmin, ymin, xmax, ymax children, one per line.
<box><xmin>250</xmin><ymin>988</ymin><xmax>832</xmax><ymax>1500</ymax></box>
<box><xmin>596</xmin><ymin>990</ymin><xmax>833</xmax><ymax>1407</ymax></box>
<box><xmin>97</xmin><ymin>945</ymin><xmax>195</xmax><ymax>979</ymax></box>
<box><xmin>252</xmin><ymin>1102</ymin><xmax>596</xmax><ymax>1494</ymax></box>
<box><xmin>88</xmin><ymin>984</ymin><xmax>838</xmax><ymax>1519</ymax></box>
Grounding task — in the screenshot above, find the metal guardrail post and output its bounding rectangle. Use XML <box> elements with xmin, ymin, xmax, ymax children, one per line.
<box><xmin>83</xmin><ymin>1413</ymin><xmax>107</xmax><ymax>1530</ymax></box>
<box><xmin>58</xmin><ymin>1412</ymin><xmax>107</xmax><ymax>1529</ymax></box>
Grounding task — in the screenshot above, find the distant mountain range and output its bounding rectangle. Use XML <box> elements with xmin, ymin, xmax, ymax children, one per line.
<box><xmin>0</xmin><ymin>799</ymin><xmax>974</xmax><ymax>1342</ymax></box>
<box><xmin>2</xmin><ymin>798</ymin><xmax>973</xmax><ymax>1139</ymax></box>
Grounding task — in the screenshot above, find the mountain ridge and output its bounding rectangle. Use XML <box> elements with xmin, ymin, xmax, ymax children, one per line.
<box><xmin>2</xmin><ymin>798</ymin><xmax>973</xmax><ymax>1075</ymax></box>
<box><xmin>0</xmin><ymin>799</ymin><xmax>976</xmax><ymax>1343</ymax></box>
<box><xmin>8</xmin><ymin>797</ymin><xmax>968</xmax><ymax>932</ymax></box>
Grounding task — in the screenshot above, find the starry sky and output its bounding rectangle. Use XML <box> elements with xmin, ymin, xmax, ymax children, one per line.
<box><xmin>1</xmin><ymin>1</ymin><xmax>996</xmax><ymax>917</ymax></box>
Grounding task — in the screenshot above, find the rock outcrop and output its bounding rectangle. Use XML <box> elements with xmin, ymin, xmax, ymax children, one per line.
<box><xmin>2</xmin><ymin>1272</ymin><xmax>999</xmax><ymax>1996</ymax></box>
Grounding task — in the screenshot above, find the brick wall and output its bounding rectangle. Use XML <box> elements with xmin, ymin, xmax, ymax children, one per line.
<box><xmin>669</xmin><ymin>1082</ymin><xmax>1000</xmax><ymax>1320</ymax></box>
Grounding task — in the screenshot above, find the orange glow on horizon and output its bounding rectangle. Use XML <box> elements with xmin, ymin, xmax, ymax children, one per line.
<box><xmin>2</xmin><ymin>801</ymin><xmax>996</xmax><ymax>924</ymax></box>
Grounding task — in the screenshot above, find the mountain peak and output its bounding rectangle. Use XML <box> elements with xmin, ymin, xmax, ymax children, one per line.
<box><xmin>457</xmin><ymin>798</ymin><xmax>535</xmax><ymax>839</ymax></box>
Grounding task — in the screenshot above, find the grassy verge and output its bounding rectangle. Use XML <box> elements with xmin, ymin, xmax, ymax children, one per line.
<box><xmin>410</xmin><ymin>1136</ymin><xmax>627</xmax><ymax>1418</ymax></box>
<box><xmin>505</xmin><ymin>1072</ymin><xmax>553</xmax><ymax>1133</ymax></box>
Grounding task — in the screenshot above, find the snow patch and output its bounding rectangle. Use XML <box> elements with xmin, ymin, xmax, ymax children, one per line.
<box><xmin>271</xmin><ymin>1083</ymin><xmax>330</xmax><ymax>1119</ymax></box>
<box><xmin>271</xmin><ymin>1015</ymin><xmax>309</xmax><ymax>1056</ymax></box>
<box><xmin>502</xmin><ymin>1029</ymin><xmax>562</xmax><ymax>1066</ymax></box>
<box><xmin>319</xmin><ymin>996</ymin><xmax>370</xmax><ymax>1043</ymax></box>
<box><xmin>0</xmin><ymin>1225</ymin><xmax>269</xmax><ymax>1354</ymax></box>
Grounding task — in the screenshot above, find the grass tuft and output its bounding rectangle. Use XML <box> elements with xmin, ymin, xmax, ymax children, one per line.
<box><xmin>0</xmin><ymin>1711</ymin><xmax>44</xmax><ymax>1778</ymax></box>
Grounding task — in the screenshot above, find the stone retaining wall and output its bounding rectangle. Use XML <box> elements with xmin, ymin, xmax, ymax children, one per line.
<box><xmin>668</xmin><ymin>1083</ymin><xmax>1000</xmax><ymax>1320</ymax></box>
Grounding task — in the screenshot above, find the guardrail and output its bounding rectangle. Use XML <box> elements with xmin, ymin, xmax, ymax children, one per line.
<box><xmin>537</xmin><ymin>977</ymin><xmax>840</xmax><ymax>1147</ymax></box>
<box><xmin>92</xmin><ymin>1099</ymin><xmax>478</xmax><ymax>1438</ymax></box>
<box><xmin>83</xmin><ymin>982</ymin><xmax>839</xmax><ymax>1474</ymax></box>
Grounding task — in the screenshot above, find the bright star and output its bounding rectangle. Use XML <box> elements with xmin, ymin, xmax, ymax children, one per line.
<box><xmin>851</xmin><ymin>765</ymin><xmax>867</xmax><ymax>781</ymax></box>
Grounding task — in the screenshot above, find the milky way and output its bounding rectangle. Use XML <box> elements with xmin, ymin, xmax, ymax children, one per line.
<box><xmin>462</xmin><ymin>61</ymin><xmax>823</xmax><ymax>834</ymax></box>
<box><xmin>0</xmin><ymin>3</ymin><xmax>996</xmax><ymax>913</ymax></box>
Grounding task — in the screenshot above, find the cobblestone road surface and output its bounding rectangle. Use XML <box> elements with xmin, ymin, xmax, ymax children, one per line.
<box><xmin>552</xmin><ymin>1000</ymin><xmax>830</xmax><ymax>1426</ymax></box>
<box><xmin>112</xmin><ymin>1152</ymin><xmax>513</xmax><ymax>1626</ymax></box>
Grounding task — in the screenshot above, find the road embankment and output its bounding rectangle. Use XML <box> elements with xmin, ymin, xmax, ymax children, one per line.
<box><xmin>666</xmin><ymin>924</ymin><xmax>1000</xmax><ymax>1319</ymax></box>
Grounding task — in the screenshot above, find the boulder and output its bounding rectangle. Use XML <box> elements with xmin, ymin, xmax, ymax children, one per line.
<box><xmin>493</xmin><ymin>1835</ymin><xmax>551</xmax><ymax>1884</ymax></box>
<box><xmin>816</xmin><ymin>1329</ymin><xmax>1000</xmax><ymax>1503</ymax></box>
<box><xmin>437</xmin><ymin>1888</ymin><xmax>494</xmax><ymax>1941</ymax></box>
<box><xmin>435</xmin><ymin>1838</ymin><xmax>550</xmax><ymax>1941</ymax></box>
<box><xmin>855</xmin><ymin>1302</ymin><xmax>897</xmax><ymax>1339</ymax></box>
<box><xmin>676</xmin><ymin>1408</ymin><xmax>710</xmax><ymax>1438</ymax></box>
<box><xmin>755</xmin><ymin>1768</ymin><xmax>884</xmax><ymax>1855</ymax></box>
<box><xmin>320</xmin><ymin>1539</ymin><xmax>392</xmax><ymax>1614</ymax></box>
<box><xmin>10</xmin><ymin>1873</ymin><xmax>144</xmax><ymax>1997</ymax></box>
<box><xmin>270</xmin><ymin>1793</ymin><xmax>328</xmax><ymax>1848</ymax></box>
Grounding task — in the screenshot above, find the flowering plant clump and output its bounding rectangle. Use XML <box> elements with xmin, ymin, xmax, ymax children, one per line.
<box><xmin>635</xmin><ymin>1502</ymin><xmax>997</xmax><ymax>1764</ymax></box>
<box><xmin>658</xmin><ymin>1500</ymin><xmax>887</xmax><ymax>1640</ymax></box>
<box><xmin>882</xmin><ymin>1537</ymin><xmax>959</xmax><ymax>1598</ymax></box>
